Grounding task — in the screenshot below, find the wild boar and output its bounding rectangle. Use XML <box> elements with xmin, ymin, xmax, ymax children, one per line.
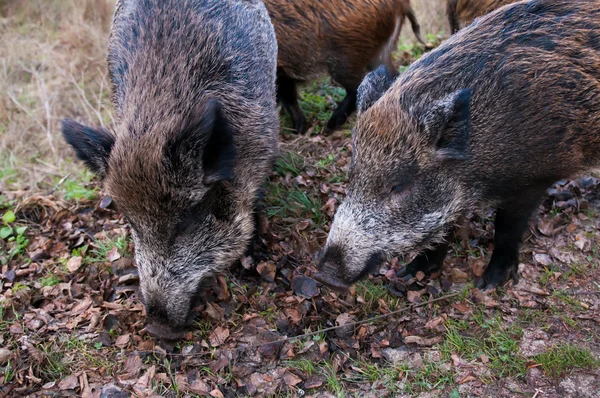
<box><xmin>264</xmin><ymin>0</ymin><xmax>424</xmax><ymax>134</ymax></box>
<box><xmin>315</xmin><ymin>0</ymin><xmax>600</xmax><ymax>291</ymax></box>
<box><xmin>447</xmin><ymin>0</ymin><xmax>520</xmax><ymax>34</ymax></box>
<box><xmin>61</xmin><ymin>0</ymin><xmax>279</xmax><ymax>339</ymax></box>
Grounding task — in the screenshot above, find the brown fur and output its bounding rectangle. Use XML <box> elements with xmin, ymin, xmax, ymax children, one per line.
<box><xmin>317</xmin><ymin>0</ymin><xmax>600</xmax><ymax>290</ymax></box>
<box><xmin>264</xmin><ymin>0</ymin><xmax>424</xmax><ymax>133</ymax></box>
<box><xmin>447</xmin><ymin>0</ymin><xmax>520</xmax><ymax>34</ymax></box>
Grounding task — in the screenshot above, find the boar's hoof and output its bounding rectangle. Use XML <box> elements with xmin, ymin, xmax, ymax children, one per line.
<box><xmin>476</xmin><ymin>262</ymin><xmax>519</xmax><ymax>291</ymax></box>
<box><xmin>313</xmin><ymin>272</ymin><xmax>350</xmax><ymax>292</ymax></box>
<box><xmin>145</xmin><ymin>322</ymin><xmax>188</xmax><ymax>341</ymax></box>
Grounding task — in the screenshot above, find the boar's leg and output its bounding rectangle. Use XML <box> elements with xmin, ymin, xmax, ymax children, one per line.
<box><xmin>477</xmin><ymin>196</ymin><xmax>541</xmax><ymax>289</ymax></box>
<box><xmin>324</xmin><ymin>85</ymin><xmax>358</xmax><ymax>134</ymax></box>
<box><xmin>397</xmin><ymin>240</ymin><xmax>450</xmax><ymax>280</ymax></box>
<box><xmin>277</xmin><ymin>68</ymin><xmax>306</xmax><ymax>134</ymax></box>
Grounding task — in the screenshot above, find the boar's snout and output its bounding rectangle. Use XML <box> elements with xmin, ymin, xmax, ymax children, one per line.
<box><xmin>314</xmin><ymin>244</ymin><xmax>351</xmax><ymax>292</ymax></box>
<box><xmin>143</xmin><ymin>293</ymin><xmax>203</xmax><ymax>341</ymax></box>
<box><xmin>145</xmin><ymin>322</ymin><xmax>187</xmax><ymax>341</ymax></box>
<box><xmin>315</xmin><ymin>244</ymin><xmax>387</xmax><ymax>290</ymax></box>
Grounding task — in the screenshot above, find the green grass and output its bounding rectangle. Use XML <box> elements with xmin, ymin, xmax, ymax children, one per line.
<box><xmin>440</xmin><ymin>313</ymin><xmax>527</xmax><ymax>378</ymax></box>
<box><xmin>322</xmin><ymin>361</ymin><xmax>345</xmax><ymax>398</ymax></box>
<box><xmin>264</xmin><ymin>184</ymin><xmax>325</xmax><ymax>227</ymax></box>
<box><xmin>283</xmin><ymin>359</ymin><xmax>317</xmax><ymax>376</ymax></box>
<box><xmin>87</xmin><ymin>234</ymin><xmax>132</xmax><ymax>263</ymax></box>
<box><xmin>275</xmin><ymin>152</ymin><xmax>305</xmax><ymax>177</ymax></box>
<box><xmin>299</xmin><ymin>80</ymin><xmax>346</xmax><ymax>127</ymax></box>
<box><xmin>534</xmin><ymin>344</ymin><xmax>599</xmax><ymax>378</ymax></box>
<box><xmin>39</xmin><ymin>274</ymin><xmax>62</xmax><ymax>287</ymax></box>
<box><xmin>354</xmin><ymin>280</ymin><xmax>400</xmax><ymax>311</ymax></box>
<box><xmin>58</xmin><ymin>171</ymin><xmax>98</xmax><ymax>201</ymax></box>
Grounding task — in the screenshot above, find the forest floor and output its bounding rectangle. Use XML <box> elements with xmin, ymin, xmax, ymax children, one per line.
<box><xmin>1</xmin><ymin>1</ymin><xmax>599</xmax><ymax>397</ymax></box>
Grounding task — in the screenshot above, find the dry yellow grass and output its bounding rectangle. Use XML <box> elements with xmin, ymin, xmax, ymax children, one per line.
<box><xmin>0</xmin><ymin>0</ymin><xmax>115</xmax><ymax>191</ymax></box>
<box><xmin>0</xmin><ymin>0</ymin><xmax>447</xmax><ymax>192</ymax></box>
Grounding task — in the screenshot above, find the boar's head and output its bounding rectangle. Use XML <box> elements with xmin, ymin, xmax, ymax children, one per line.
<box><xmin>316</xmin><ymin>66</ymin><xmax>473</xmax><ymax>290</ymax></box>
<box><xmin>62</xmin><ymin>99</ymin><xmax>253</xmax><ymax>339</ymax></box>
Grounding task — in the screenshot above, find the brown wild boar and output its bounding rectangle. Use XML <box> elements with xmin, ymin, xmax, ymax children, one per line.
<box><xmin>447</xmin><ymin>0</ymin><xmax>520</xmax><ymax>34</ymax></box>
<box><xmin>315</xmin><ymin>0</ymin><xmax>600</xmax><ymax>291</ymax></box>
<box><xmin>264</xmin><ymin>0</ymin><xmax>424</xmax><ymax>134</ymax></box>
<box><xmin>61</xmin><ymin>0</ymin><xmax>279</xmax><ymax>340</ymax></box>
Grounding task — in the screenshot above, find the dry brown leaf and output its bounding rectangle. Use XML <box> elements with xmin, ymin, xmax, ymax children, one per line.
<box><xmin>123</xmin><ymin>354</ymin><xmax>143</xmax><ymax>379</ymax></box>
<box><xmin>115</xmin><ymin>334</ymin><xmax>130</xmax><ymax>348</ymax></box>
<box><xmin>66</xmin><ymin>256</ymin><xmax>83</xmax><ymax>273</ymax></box>
<box><xmin>58</xmin><ymin>374</ymin><xmax>79</xmax><ymax>390</ymax></box>
<box><xmin>106</xmin><ymin>246</ymin><xmax>121</xmax><ymax>262</ymax></box>
<box><xmin>209</xmin><ymin>326</ymin><xmax>229</xmax><ymax>347</ymax></box>
<box><xmin>283</xmin><ymin>371</ymin><xmax>303</xmax><ymax>386</ymax></box>
<box><xmin>424</xmin><ymin>315</ymin><xmax>446</xmax><ymax>329</ymax></box>
<box><xmin>256</xmin><ymin>261</ymin><xmax>277</xmax><ymax>282</ymax></box>
<box><xmin>210</xmin><ymin>389</ymin><xmax>225</xmax><ymax>398</ymax></box>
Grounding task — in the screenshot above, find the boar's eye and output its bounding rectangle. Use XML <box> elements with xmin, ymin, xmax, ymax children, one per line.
<box><xmin>387</xmin><ymin>183</ymin><xmax>410</xmax><ymax>199</ymax></box>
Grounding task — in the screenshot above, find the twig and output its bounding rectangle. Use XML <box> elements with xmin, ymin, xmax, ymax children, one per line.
<box><xmin>48</xmin><ymin>173</ymin><xmax>71</xmax><ymax>195</ymax></box>
<box><xmin>136</xmin><ymin>291</ymin><xmax>462</xmax><ymax>358</ymax></box>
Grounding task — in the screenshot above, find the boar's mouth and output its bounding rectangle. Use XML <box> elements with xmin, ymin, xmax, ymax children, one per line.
<box><xmin>315</xmin><ymin>251</ymin><xmax>386</xmax><ymax>291</ymax></box>
<box><xmin>313</xmin><ymin>272</ymin><xmax>351</xmax><ymax>292</ymax></box>
<box><xmin>145</xmin><ymin>322</ymin><xmax>188</xmax><ymax>341</ymax></box>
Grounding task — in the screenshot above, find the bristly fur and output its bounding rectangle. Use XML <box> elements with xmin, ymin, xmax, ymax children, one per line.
<box><xmin>320</xmin><ymin>0</ymin><xmax>600</xmax><ymax>288</ymax></box>
<box><xmin>265</xmin><ymin>0</ymin><xmax>424</xmax><ymax>134</ymax></box>
<box><xmin>447</xmin><ymin>0</ymin><xmax>521</xmax><ymax>34</ymax></box>
<box><xmin>62</xmin><ymin>0</ymin><xmax>279</xmax><ymax>336</ymax></box>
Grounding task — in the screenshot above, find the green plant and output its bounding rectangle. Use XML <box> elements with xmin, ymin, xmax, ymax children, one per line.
<box><xmin>534</xmin><ymin>344</ymin><xmax>599</xmax><ymax>378</ymax></box>
<box><xmin>1</xmin><ymin>209</ymin><xmax>29</xmax><ymax>263</ymax></box>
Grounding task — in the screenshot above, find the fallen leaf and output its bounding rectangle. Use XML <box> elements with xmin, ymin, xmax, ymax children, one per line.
<box><xmin>534</xmin><ymin>253</ymin><xmax>553</xmax><ymax>266</ymax></box>
<box><xmin>115</xmin><ymin>334</ymin><xmax>130</xmax><ymax>348</ymax></box>
<box><xmin>407</xmin><ymin>290</ymin><xmax>422</xmax><ymax>304</ymax></box>
<box><xmin>123</xmin><ymin>354</ymin><xmax>142</xmax><ymax>379</ymax></box>
<box><xmin>210</xmin><ymin>388</ymin><xmax>225</xmax><ymax>398</ymax></box>
<box><xmin>0</xmin><ymin>348</ymin><xmax>13</xmax><ymax>364</ymax></box>
<box><xmin>472</xmin><ymin>260</ymin><xmax>486</xmax><ymax>277</ymax></box>
<box><xmin>67</xmin><ymin>256</ymin><xmax>83</xmax><ymax>273</ymax></box>
<box><xmin>404</xmin><ymin>336</ymin><xmax>443</xmax><ymax>346</ymax></box>
<box><xmin>449</xmin><ymin>268</ymin><xmax>468</xmax><ymax>283</ymax></box>
<box><xmin>58</xmin><ymin>374</ymin><xmax>79</xmax><ymax>390</ymax></box>
<box><xmin>256</xmin><ymin>261</ymin><xmax>276</xmax><ymax>282</ymax></box>
<box><xmin>292</xmin><ymin>276</ymin><xmax>319</xmax><ymax>298</ymax></box>
<box><xmin>209</xmin><ymin>326</ymin><xmax>229</xmax><ymax>347</ymax></box>
<box><xmin>283</xmin><ymin>371</ymin><xmax>303</xmax><ymax>387</ymax></box>
<box><xmin>106</xmin><ymin>246</ymin><xmax>121</xmax><ymax>262</ymax></box>
<box><xmin>458</xmin><ymin>374</ymin><xmax>476</xmax><ymax>384</ymax></box>
<box><xmin>425</xmin><ymin>315</ymin><xmax>446</xmax><ymax>329</ymax></box>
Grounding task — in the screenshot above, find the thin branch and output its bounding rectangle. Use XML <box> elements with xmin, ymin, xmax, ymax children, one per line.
<box><xmin>136</xmin><ymin>291</ymin><xmax>462</xmax><ymax>358</ymax></box>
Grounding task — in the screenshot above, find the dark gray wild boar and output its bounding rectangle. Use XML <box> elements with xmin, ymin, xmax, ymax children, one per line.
<box><xmin>264</xmin><ymin>0</ymin><xmax>425</xmax><ymax>134</ymax></box>
<box><xmin>315</xmin><ymin>0</ymin><xmax>600</xmax><ymax>291</ymax></box>
<box><xmin>61</xmin><ymin>0</ymin><xmax>279</xmax><ymax>339</ymax></box>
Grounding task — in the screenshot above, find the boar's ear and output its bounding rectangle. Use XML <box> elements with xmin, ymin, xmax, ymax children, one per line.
<box><xmin>166</xmin><ymin>99</ymin><xmax>237</xmax><ymax>185</ymax></box>
<box><xmin>357</xmin><ymin>65</ymin><xmax>396</xmax><ymax>114</ymax></box>
<box><xmin>61</xmin><ymin>119</ymin><xmax>115</xmax><ymax>178</ymax></box>
<box><xmin>423</xmin><ymin>88</ymin><xmax>471</xmax><ymax>161</ymax></box>
<box><xmin>201</xmin><ymin>100</ymin><xmax>237</xmax><ymax>185</ymax></box>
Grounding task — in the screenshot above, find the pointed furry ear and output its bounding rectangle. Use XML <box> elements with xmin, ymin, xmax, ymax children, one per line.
<box><xmin>62</xmin><ymin>119</ymin><xmax>115</xmax><ymax>178</ymax></box>
<box><xmin>165</xmin><ymin>99</ymin><xmax>237</xmax><ymax>185</ymax></box>
<box><xmin>422</xmin><ymin>88</ymin><xmax>472</xmax><ymax>161</ymax></box>
<box><xmin>357</xmin><ymin>65</ymin><xmax>396</xmax><ymax>114</ymax></box>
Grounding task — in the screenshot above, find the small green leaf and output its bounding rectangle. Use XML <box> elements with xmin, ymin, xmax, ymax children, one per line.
<box><xmin>0</xmin><ymin>226</ymin><xmax>12</xmax><ymax>239</ymax></box>
<box><xmin>15</xmin><ymin>226</ymin><xmax>27</xmax><ymax>236</ymax></box>
<box><xmin>94</xmin><ymin>342</ymin><xmax>103</xmax><ymax>350</ymax></box>
<box><xmin>2</xmin><ymin>210</ymin><xmax>16</xmax><ymax>224</ymax></box>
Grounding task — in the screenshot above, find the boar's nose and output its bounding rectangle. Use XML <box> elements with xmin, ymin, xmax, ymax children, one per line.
<box><xmin>144</xmin><ymin>301</ymin><xmax>190</xmax><ymax>340</ymax></box>
<box><xmin>314</xmin><ymin>245</ymin><xmax>351</xmax><ymax>292</ymax></box>
<box><xmin>145</xmin><ymin>322</ymin><xmax>187</xmax><ymax>341</ymax></box>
